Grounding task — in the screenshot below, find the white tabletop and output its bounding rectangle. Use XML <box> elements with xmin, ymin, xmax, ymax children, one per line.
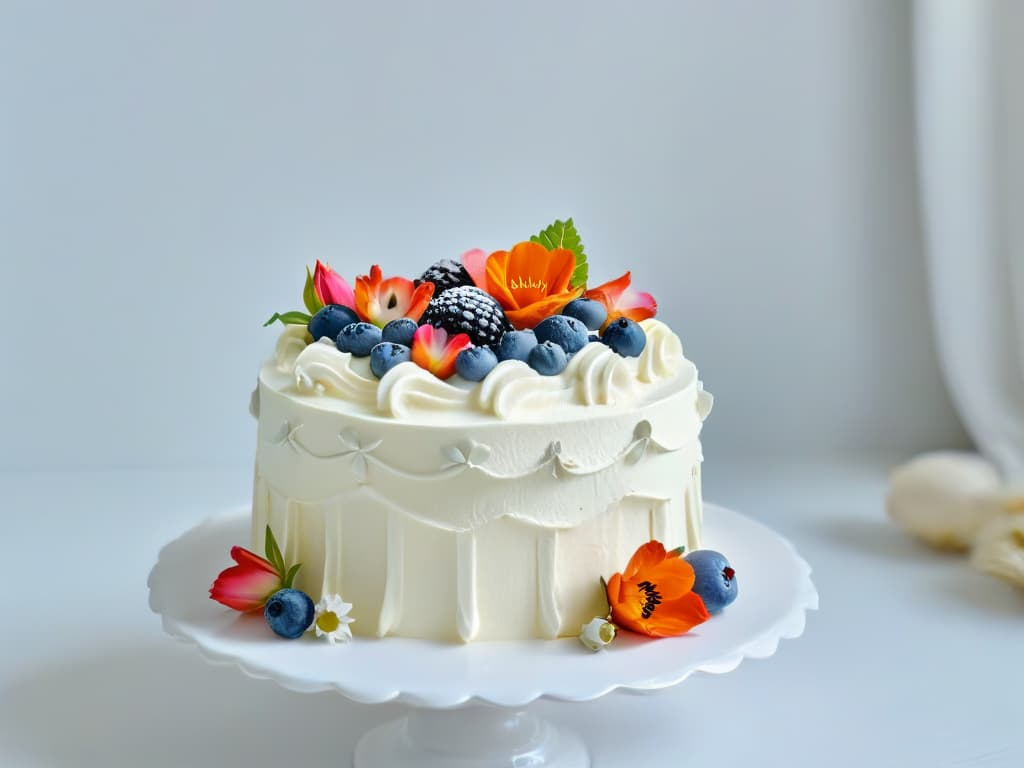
<box><xmin>2</xmin><ymin>458</ymin><xmax>1021</xmax><ymax>767</ymax></box>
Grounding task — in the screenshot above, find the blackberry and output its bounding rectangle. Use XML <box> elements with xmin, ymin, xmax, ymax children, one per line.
<box><xmin>415</xmin><ymin>258</ymin><xmax>474</xmax><ymax>294</ymax></box>
<box><xmin>420</xmin><ymin>286</ymin><xmax>512</xmax><ymax>348</ymax></box>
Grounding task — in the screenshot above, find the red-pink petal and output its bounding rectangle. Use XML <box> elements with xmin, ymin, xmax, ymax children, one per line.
<box><xmin>461</xmin><ymin>249</ymin><xmax>488</xmax><ymax>289</ymax></box>
<box><xmin>230</xmin><ymin>546</ymin><xmax>278</xmax><ymax>575</ymax></box>
<box><xmin>314</xmin><ymin>260</ymin><xmax>355</xmax><ymax>308</ymax></box>
<box><xmin>586</xmin><ymin>272</ymin><xmax>657</xmax><ymax>327</ymax></box>
<box><xmin>411</xmin><ymin>325</ymin><xmax>471</xmax><ymax>379</ymax></box>
<box><xmin>210</xmin><ymin>562</ymin><xmax>281</xmax><ymax>612</ymax></box>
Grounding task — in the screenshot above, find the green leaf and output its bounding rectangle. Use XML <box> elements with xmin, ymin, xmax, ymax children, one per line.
<box><xmin>263</xmin><ymin>310</ymin><xmax>312</xmax><ymax>327</ymax></box>
<box><xmin>668</xmin><ymin>546</ymin><xmax>686</xmax><ymax>557</ymax></box>
<box><xmin>303</xmin><ymin>266</ymin><xmax>324</xmax><ymax>315</ymax></box>
<box><xmin>283</xmin><ymin>562</ymin><xmax>303</xmax><ymax>588</ymax></box>
<box><xmin>530</xmin><ymin>217</ymin><xmax>588</xmax><ymax>288</ymax></box>
<box><xmin>265</xmin><ymin>525</ymin><xmax>286</xmax><ymax>575</ymax></box>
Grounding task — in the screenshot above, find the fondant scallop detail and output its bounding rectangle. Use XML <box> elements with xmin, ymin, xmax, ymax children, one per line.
<box><xmin>282</xmin><ymin>319</ymin><xmax>696</xmax><ymax>422</ymax></box>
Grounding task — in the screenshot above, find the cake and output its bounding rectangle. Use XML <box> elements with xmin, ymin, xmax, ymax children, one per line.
<box><xmin>240</xmin><ymin>219</ymin><xmax>714</xmax><ymax>642</ymax></box>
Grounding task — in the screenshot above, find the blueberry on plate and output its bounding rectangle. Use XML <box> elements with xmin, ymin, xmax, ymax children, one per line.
<box><xmin>601</xmin><ymin>317</ymin><xmax>646</xmax><ymax>357</ymax></box>
<box><xmin>369</xmin><ymin>342</ymin><xmax>411</xmax><ymax>378</ymax></box>
<box><xmin>264</xmin><ymin>588</ymin><xmax>315</xmax><ymax>639</ymax></box>
<box><xmin>562</xmin><ymin>298</ymin><xmax>608</xmax><ymax>331</ymax></box>
<box><xmin>336</xmin><ymin>322</ymin><xmax>383</xmax><ymax>357</ymax></box>
<box><xmin>496</xmin><ymin>329</ymin><xmax>538</xmax><ymax>362</ymax></box>
<box><xmin>381</xmin><ymin>317</ymin><xmax>418</xmax><ymax>347</ymax></box>
<box><xmin>528</xmin><ymin>340</ymin><xmax>568</xmax><ymax>376</ymax></box>
<box><xmin>308</xmin><ymin>305</ymin><xmax>359</xmax><ymax>342</ymax></box>
<box><xmin>456</xmin><ymin>346</ymin><xmax>499</xmax><ymax>382</ymax></box>
<box><xmin>684</xmin><ymin>550</ymin><xmax>738</xmax><ymax>614</ymax></box>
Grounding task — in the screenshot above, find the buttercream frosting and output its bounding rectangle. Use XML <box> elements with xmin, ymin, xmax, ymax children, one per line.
<box><xmin>275</xmin><ymin>319</ymin><xmax>694</xmax><ymax>422</ymax></box>
<box><xmin>251</xmin><ymin>317</ymin><xmax>712</xmax><ymax>641</ymax></box>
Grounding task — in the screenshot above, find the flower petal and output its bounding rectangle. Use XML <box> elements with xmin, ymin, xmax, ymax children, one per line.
<box><xmin>210</xmin><ymin>562</ymin><xmax>281</xmax><ymax>612</ymax></box>
<box><xmin>613</xmin><ymin>591</ymin><xmax>710</xmax><ymax>637</ymax></box>
<box><xmin>586</xmin><ymin>272</ymin><xmax>657</xmax><ymax>329</ymax></box>
<box><xmin>355</xmin><ymin>266</ymin><xmax>434</xmax><ymax>326</ymax></box>
<box><xmin>405</xmin><ymin>282</ymin><xmax>435</xmax><ymax>322</ymax></box>
<box><xmin>586</xmin><ymin>272</ymin><xmax>631</xmax><ymax>305</ymax></box>
<box><xmin>314</xmin><ymin>260</ymin><xmax>355</xmax><ymax>308</ymax></box>
<box><xmin>462</xmin><ymin>248</ymin><xmax>489</xmax><ymax>289</ymax></box>
<box><xmin>503</xmin><ymin>287</ymin><xmax>583</xmax><ymax>329</ymax></box>
<box><xmin>411</xmin><ymin>325</ymin><xmax>471</xmax><ymax>379</ymax></box>
<box><xmin>623</xmin><ymin>541</ymin><xmax>669</xmax><ymax>580</ymax></box>
<box><xmin>229</xmin><ymin>546</ymin><xmax>278</xmax><ymax>575</ymax></box>
<box><xmin>484</xmin><ymin>249</ymin><xmax>516</xmax><ymax>310</ymax></box>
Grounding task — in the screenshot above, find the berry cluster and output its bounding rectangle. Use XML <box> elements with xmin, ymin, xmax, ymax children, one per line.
<box><xmin>269</xmin><ymin>218</ymin><xmax>660</xmax><ymax>382</ymax></box>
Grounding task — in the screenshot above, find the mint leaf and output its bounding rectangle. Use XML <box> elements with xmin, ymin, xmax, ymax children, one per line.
<box><xmin>265</xmin><ymin>525</ymin><xmax>286</xmax><ymax>576</ymax></box>
<box><xmin>283</xmin><ymin>563</ymin><xmax>303</xmax><ymax>589</ymax></box>
<box><xmin>530</xmin><ymin>217</ymin><xmax>588</xmax><ymax>288</ymax></box>
<box><xmin>263</xmin><ymin>310</ymin><xmax>312</xmax><ymax>327</ymax></box>
<box><xmin>668</xmin><ymin>546</ymin><xmax>686</xmax><ymax>557</ymax></box>
<box><xmin>303</xmin><ymin>266</ymin><xmax>324</xmax><ymax>315</ymax></box>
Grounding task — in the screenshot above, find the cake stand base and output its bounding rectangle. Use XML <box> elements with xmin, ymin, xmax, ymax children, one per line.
<box><xmin>354</xmin><ymin>706</ymin><xmax>588</xmax><ymax>767</ymax></box>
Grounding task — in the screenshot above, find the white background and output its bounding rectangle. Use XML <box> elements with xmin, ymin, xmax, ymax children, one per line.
<box><xmin>0</xmin><ymin>0</ymin><xmax>967</xmax><ymax>471</ymax></box>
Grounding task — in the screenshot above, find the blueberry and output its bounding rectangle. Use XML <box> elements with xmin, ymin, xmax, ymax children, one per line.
<box><xmin>382</xmin><ymin>318</ymin><xmax>418</xmax><ymax>347</ymax></box>
<box><xmin>535</xmin><ymin>315</ymin><xmax>589</xmax><ymax>354</ymax></box>
<box><xmin>601</xmin><ymin>317</ymin><xmax>647</xmax><ymax>357</ymax></box>
<box><xmin>264</xmin><ymin>588</ymin><xmax>315</xmax><ymax>639</ymax></box>
<box><xmin>308</xmin><ymin>305</ymin><xmax>359</xmax><ymax>342</ymax></box>
<box><xmin>496</xmin><ymin>330</ymin><xmax>537</xmax><ymax>362</ymax></box>
<box><xmin>588</xmin><ymin>334</ymin><xmax>601</xmax><ymax>344</ymax></box>
<box><xmin>456</xmin><ymin>346</ymin><xmax>499</xmax><ymax>382</ymax></box>
<box><xmin>684</xmin><ymin>550</ymin><xmax>738</xmax><ymax>614</ymax></box>
<box><xmin>369</xmin><ymin>342</ymin><xmax>411</xmax><ymax>378</ymax></box>
<box><xmin>562</xmin><ymin>298</ymin><xmax>608</xmax><ymax>331</ymax></box>
<box><xmin>528</xmin><ymin>340</ymin><xmax>568</xmax><ymax>376</ymax></box>
<box><xmin>336</xmin><ymin>322</ymin><xmax>383</xmax><ymax>357</ymax></box>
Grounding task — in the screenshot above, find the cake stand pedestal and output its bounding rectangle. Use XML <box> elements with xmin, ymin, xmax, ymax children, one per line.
<box><xmin>148</xmin><ymin>504</ymin><xmax>818</xmax><ymax>767</ymax></box>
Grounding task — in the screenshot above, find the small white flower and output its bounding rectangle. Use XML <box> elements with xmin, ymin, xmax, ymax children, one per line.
<box><xmin>579</xmin><ymin>617</ymin><xmax>616</xmax><ymax>651</ymax></box>
<box><xmin>310</xmin><ymin>594</ymin><xmax>355</xmax><ymax>644</ymax></box>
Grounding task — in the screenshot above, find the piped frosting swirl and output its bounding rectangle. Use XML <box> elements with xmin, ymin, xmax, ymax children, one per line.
<box><xmin>284</xmin><ymin>319</ymin><xmax>696</xmax><ymax>420</ymax></box>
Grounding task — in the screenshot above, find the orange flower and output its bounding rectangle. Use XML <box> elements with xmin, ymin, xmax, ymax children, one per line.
<box><xmin>606</xmin><ymin>541</ymin><xmax>709</xmax><ymax>637</ymax></box>
<box><xmin>484</xmin><ymin>242</ymin><xmax>584</xmax><ymax>329</ymax></box>
<box><xmin>585</xmin><ymin>272</ymin><xmax>657</xmax><ymax>331</ymax></box>
<box><xmin>354</xmin><ymin>265</ymin><xmax>435</xmax><ymax>327</ymax></box>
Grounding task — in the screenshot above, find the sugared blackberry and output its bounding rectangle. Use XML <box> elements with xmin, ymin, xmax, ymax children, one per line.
<box><xmin>415</xmin><ymin>258</ymin><xmax>474</xmax><ymax>294</ymax></box>
<box><xmin>419</xmin><ymin>286</ymin><xmax>512</xmax><ymax>348</ymax></box>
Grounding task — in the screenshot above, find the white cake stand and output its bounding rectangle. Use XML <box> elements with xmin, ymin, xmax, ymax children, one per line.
<box><xmin>148</xmin><ymin>504</ymin><xmax>817</xmax><ymax>767</ymax></box>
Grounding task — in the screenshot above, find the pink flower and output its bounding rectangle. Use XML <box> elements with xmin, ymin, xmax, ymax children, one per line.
<box><xmin>411</xmin><ymin>324</ymin><xmax>471</xmax><ymax>380</ymax></box>
<box><xmin>209</xmin><ymin>547</ymin><xmax>282</xmax><ymax>613</ymax></box>
<box><xmin>585</xmin><ymin>272</ymin><xmax>657</xmax><ymax>330</ymax></box>
<box><xmin>313</xmin><ymin>260</ymin><xmax>355</xmax><ymax>308</ymax></box>
<box><xmin>209</xmin><ymin>526</ymin><xmax>301</xmax><ymax>613</ymax></box>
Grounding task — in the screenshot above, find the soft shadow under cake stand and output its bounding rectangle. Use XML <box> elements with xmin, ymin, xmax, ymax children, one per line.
<box><xmin>148</xmin><ymin>504</ymin><xmax>818</xmax><ymax>767</ymax></box>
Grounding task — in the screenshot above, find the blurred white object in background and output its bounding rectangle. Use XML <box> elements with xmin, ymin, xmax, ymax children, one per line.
<box><xmin>914</xmin><ymin>0</ymin><xmax>1024</xmax><ymax>482</ymax></box>
<box><xmin>890</xmin><ymin>1</ymin><xmax>1024</xmax><ymax>587</ymax></box>
<box><xmin>887</xmin><ymin>451</ymin><xmax>1003</xmax><ymax>549</ymax></box>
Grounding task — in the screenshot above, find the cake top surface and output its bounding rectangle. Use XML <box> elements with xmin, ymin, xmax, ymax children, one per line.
<box><xmin>259</xmin><ymin>218</ymin><xmax>710</xmax><ymax>424</ymax></box>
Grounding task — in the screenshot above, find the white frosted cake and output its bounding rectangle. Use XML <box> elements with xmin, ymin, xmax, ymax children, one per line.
<box><xmin>238</xmin><ymin>219</ymin><xmax>715</xmax><ymax>642</ymax></box>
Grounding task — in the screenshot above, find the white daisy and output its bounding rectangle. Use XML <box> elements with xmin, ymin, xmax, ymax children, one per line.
<box><xmin>310</xmin><ymin>594</ymin><xmax>355</xmax><ymax>644</ymax></box>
